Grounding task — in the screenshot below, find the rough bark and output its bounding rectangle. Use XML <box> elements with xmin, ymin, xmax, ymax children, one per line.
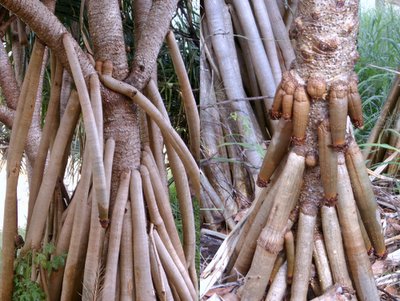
<box><xmin>126</xmin><ymin>0</ymin><xmax>179</xmax><ymax>90</ymax></box>
<box><xmin>87</xmin><ymin>0</ymin><xmax>129</xmax><ymax>80</ymax></box>
<box><xmin>0</xmin><ymin>40</ymin><xmax>19</xmax><ymax>110</ymax></box>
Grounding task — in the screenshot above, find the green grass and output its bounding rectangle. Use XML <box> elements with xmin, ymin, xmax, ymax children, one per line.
<box><xmin>355</xmin><ymin>7</ymin><xmax>400</xmax><ymax>144</ymax></box>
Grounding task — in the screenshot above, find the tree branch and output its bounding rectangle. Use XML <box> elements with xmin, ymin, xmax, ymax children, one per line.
<box><xmin>125</xmin><ymin>0</ymin><xmax>178</xmax><ymax>90</ymax></box>
<box><xmin>0</xmin><ymin>105</ymin><xmax>15</xmax><ymax>128</ymax></box>
<box><xmin>0</xmin><ymin>38</ymin><xmax>19</xmax><ymax>109</ymax></box>
<box><xmin>0</xmin><ymin>0</ymin><xmax>95</xmax><ymax>79</ymax></box>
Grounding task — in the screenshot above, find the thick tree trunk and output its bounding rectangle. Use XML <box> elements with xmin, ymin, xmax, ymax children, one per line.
<box><xmin>87</xmin><ymin>0</ymin><xmax>141</xmax><ymax>204</ymax></box>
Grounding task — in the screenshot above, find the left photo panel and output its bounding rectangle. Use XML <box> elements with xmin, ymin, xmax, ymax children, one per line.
<box><xmin>0</xmin><ymin>0</ymin><xmax>200</xmax><ymax>300</ymax></box>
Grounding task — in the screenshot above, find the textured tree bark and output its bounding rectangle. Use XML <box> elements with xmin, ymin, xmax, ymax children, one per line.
<box><xmin>126</xmin><ymin>0</ymin><xmax>179</xmax><ymax>90</ymax></box>
<box><xmin>87</xmin><ymin>0</ymin><xmax>141</xmax><ymax>208</ymax></box>
<box><xmin>0</xmin><ymin>40</ymin><xmax>19</xmax><ymax>110</ymax></box>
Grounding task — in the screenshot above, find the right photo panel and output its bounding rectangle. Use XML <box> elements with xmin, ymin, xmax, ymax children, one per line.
<box><xmin>200</xmin><ymin>0</ymin><xmax>400</xmax><ymax>300</ymax></box>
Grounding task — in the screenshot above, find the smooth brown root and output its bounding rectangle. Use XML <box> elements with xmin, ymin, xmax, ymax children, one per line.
<box><xmin>269</xmin><ymin>252</ymin><xmax>286</xmax><ymax>283</ymax></box>
<box><xmin>347</xmin><ymin>75</ymin><xmax>364</xmax><ymax>128</ymax></box>
<box><xmin>257</xmin><ymin>119</ymin><xmax>292</xmax><ymax>186</ymax></box>
<box><xmin>153</xmin><ymin>231</ymin><xmax>194</xmax><ymax>300</ymax></box>
<box><xmin>141</xmin><ymin>164</ymin><xmax>196</xmax><ymax>299</ymax></box>
<box><xmin>119</xmin><ymin>204</ymin><xmax>134</xmax><ymax>301</ymax></box>
<box><xmin>345</xmin><ymin>139</ymin><xmax>386</xmax><ymax>256</ymax></box>
<box><xmin>290</xmin><ymin>212</ymin><xmax>316</xmax><ymax>301</ymax></box>
<box><xmin>63</xmin><ymin>34</ymin><xmax>108</xmax><ymax>226</ymax></box>
<box><xmin>328</xmin><ymin>81</ymin><xmax>348</xmax><ymax>148</ymax></box>
<box><xmin>130</xmin><ymin>170</ymin><xmax>156</xmax><ymax>300</ymax></box>
<box><xmin>227</xmin><ymin>187</ymin><xmax>273</xmax><ymax>275</ymax></box>
<box><xmin>357</xmin><ymin>209</ymin><xmax>373</xmax><ymax>254</ymax></box>
<box><xmin>60</xmin><ymin>174</ymin><xmax>91</xmax><ymax>301</ymax></box>
<box><xmin>270</xmin><ymin>86</ymin><xmax>285</xmax><ymax>120</ymax></box>
<box><xmin>336</xmin><ymin>159</ymin><xmax>380</xmax><ymax>300</ymax></box>
<box><xmin>318</xmin><ymin>121</ymin><xmax>338</xmax><ymax>202</ymax></box>
<box><xmin>313</xmin><ymin>234</ymin><xmax>333</xmax><ymax>292</ymax></box>
<box><xmin>284</xmin><ymin>231</ymin><xmax>295</xmax><ymax>283</ymax></box>
<box><xmin>229</xmin><ymin>185</ymin><xmax>278</xmax><ymax>278</ymax></box>
<box><xmin>265</xmin><ymin>262</ymin><xmax>288</xmax><ymax>301</ymax></box>
<box><xmin>306</xmin><ymin>75</ymin><xmax>327</xmax><ymax>100</ymax></box>
<box><xmin>282</xmin><ymin>94</ymin><xmax>294</xmax><ymax>120</ymax></box>
<box><xmin>28</xmin><ymin>59</ymin><xmax>63</xmax><ymax>226</ymax></box>
<box><xmin>240</xmin><ymin>152</ymin><xmax>305</xmax><ymax>301</ymax></box>
<box><xmin>166</xmin><ymin>30</ymin><xmax>200</xmax><ymax>162</ymax></box>
<box><xmin>149</xmin><ymin>226</ymin><xmax>174</xmax><ymax>301</ymax></box>
<box><xmin>320</xmin><ymin>205</ymin><xmax>353</xmax><ymax>289</ymax></box>
<box><xmin>23</xmin><ymin>91</ymin><xmax>81</xmax><ymax>252</ymax></box>
<box><xmin>102</xmin><ymin>171</ymin><xmax>130</xmax><ymax>301</ymax></box>
<box><xmin>142</xmin><ymin>149</ymin><xmax>185</xmax><ymax>262</ymax></box>
<box><xmin>292</xmin><ymin>86</ymin><xmax>310</xmax><ymax>145</ymax></box>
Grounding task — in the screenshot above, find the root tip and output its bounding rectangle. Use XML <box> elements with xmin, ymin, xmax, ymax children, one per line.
<box><xmin>374</xmin><ymin>248</ymin><xmax>388</xmax><ymax>259</ymax></box>
<box><xmin>352</xmin><ymin>120</ymin><xmax>364</xmax><ymax>129</ymax></box>
<box><xmin>269</xmin><ymin>110</ymin><xmax>281</xmax><ymax>120</ymax></box>
<box><xmin>256</xmin><ymin>177</ymin><xmax>269</xmax><ymax>187</ymax></box>
<box><xmin>99</xmin><ymin>218</ymin><xmax>110</xmax><ymax>228</ymax></box>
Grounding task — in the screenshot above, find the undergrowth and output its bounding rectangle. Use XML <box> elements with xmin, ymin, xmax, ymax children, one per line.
<box><xmin>355</xmin><ymin>7</ymin><xmax>400</xmax><ymax>143</ymax></box>
<box><xmin>12</xmin><ymin>243</ymin><xmax>66</xmax><ymax>301</ymax></box>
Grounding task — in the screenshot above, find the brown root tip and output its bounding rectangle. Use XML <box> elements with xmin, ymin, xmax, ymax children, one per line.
<box><xmin>353</xmin><ymin>120</ymin><xmax>364</xmax><ymax>129</ymax></box>
<box><xmin>305</xmin><ymin>153</ymin><xmax>318</xmax><ymax>167</ymax></box>
<box><xmin>367</xmin><ymin>247</ymin><xmax>374</xmax><ymax>256</ymax></box>
<box><xmin>256</xmin><ymin>177</ymin><xmax>269</xmax><ymax>187</ymax></box>
<box><xmin>323</xmin><ymin>196</ymin><xmax>338</xmax><ymax>207</ymax></box>
<box><xmin>287</xmin><ymin>275</ymin><xmax>293</xmax><ymax>284</ymax></box>
<box><xmin>291</xmin><ymin>136</ymin><xmax>305</xmax><ymax>146</ymax></box>
<box><xmin>100</xmin><ymin>218</ymin><xmax>110</xmax><ymax>228</ymax></box>
<box><xmin>374</xmin><ymin>248</ymin><xmax>388</xmax><ymax>259</ymax></box>
<box><xmin>95</xmin><ymin>61</ymin><xmax>103</xmax><ymax>73</ymax></box>
<box><xmin>269</xmin><ymin>110</ymin><xmax>281</xmax><ymax>120</ymax></box>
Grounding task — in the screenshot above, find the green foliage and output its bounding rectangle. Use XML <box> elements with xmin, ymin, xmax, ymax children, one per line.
<box><xmin>13</xmin><ymin>252</ymin><xmax>45</xmax><ymax>301</ymax></box>
<box><xmin>355</xmin><ymin>7</ymin><xmax>400</xmax><ymax>143</ymax></box>
<box><xmin>12</xmin><ymin>243</ymin><xmax>67</xmax><ymax>301</ymax></box>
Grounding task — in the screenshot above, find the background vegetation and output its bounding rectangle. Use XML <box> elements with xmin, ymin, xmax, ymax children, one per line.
<box><xmin>356</xmin><ymin>7</ymin><xmax>400</xmax><ymax>144</ymax></box>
